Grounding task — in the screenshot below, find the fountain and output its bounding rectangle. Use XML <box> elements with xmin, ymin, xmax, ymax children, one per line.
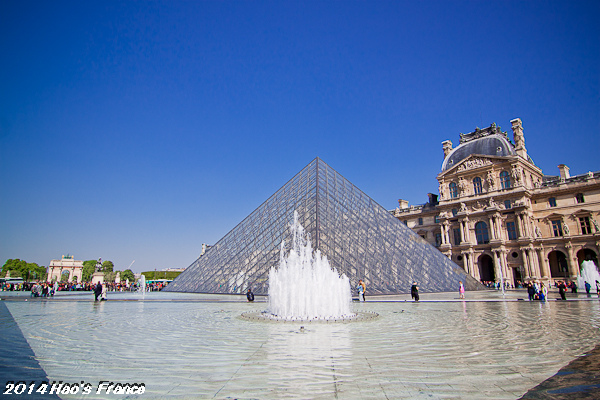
<box><xmin>577</xmin><ymin>260</ymin><xmax>600</xmax><ymax>293</ymax></box>
<box><xmin>138</xmin><ymin>274</ymin><xmax>147</xmax><ymax>294</ymax></box>
<box><xmin>255</xmin><ymin>211</ymin><xmax>357</xmax><ymax>321</ymax></box>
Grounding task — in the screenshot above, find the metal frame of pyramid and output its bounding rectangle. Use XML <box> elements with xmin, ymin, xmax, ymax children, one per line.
<box><xmin>165</xmin><ymin>158</ymin><xmax>482</xmax><ymax>295</ymax></box>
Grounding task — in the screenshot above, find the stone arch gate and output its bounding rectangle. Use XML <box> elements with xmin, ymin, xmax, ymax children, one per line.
<box><xmin>47</xmin><ymin>255</ymin><xmax>83</xmax><ymax>283</ymax></box>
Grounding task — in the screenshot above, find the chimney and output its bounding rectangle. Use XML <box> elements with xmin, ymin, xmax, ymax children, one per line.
<box><xmin>442</xmin><ymin>140</ymin><xmax>453</xmax><ymax>158</ymax></box>
<box><xmin>558</xmin><ymin>164</ymin><xmax>570</xmax><ymax>180</ymax></box>
<box><xmin>398</xmin><ymin>199</ymin><xmax>409</xmax><ymax>209</ymax></box>
<box><xmin>511</xmin><ymin>118</ymin><xmax>528</xmax><ymax>160</ymax></box>
<box><xmin>427</xmin><ymin>193</ymin><xmax>438</xmax><ymax>205</ymax></box>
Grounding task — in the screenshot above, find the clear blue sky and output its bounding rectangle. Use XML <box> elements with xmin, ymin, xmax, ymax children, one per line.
<box><xmin>1</xmin><ymin>1</ymin><xmax>598</xmax><ymax>273</ymax></box>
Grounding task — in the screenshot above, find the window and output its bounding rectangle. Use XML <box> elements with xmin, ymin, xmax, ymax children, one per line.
<box><xmin>449</xmin><ymin>182</ymin><xmax>458</xmax><ymax>199</ymax></box>
<box><xmin>548</xmin><ymin>197</ymin><xmax>557</xmax><ymax>207</ymax></box>
<box><xmin>475</xmin><ymin>221</ymin><xmax>489</xmax><ymax>244</ymax></box>
<box><xmin>403</xmin><ymin>220</ymin><xmax>408</xmax><ymax>225</ymax></box>
<box><xmin>504</xmin><ymin>200</ymin><xmax>511</xmax><ymax>209</ymax></box>
<box><xmin>418</xmin><ymin>217</ymin><xmax>423</xmax><ymax>226</ymax></box>
<box><xmin>576</xmin><ymin>193</ymin><xmax>585</xmax><ymax>204</ymax></box>
<box><xmin>435</xmin><ymin>233</ymin><xmax>442</xmax><ymax>247</ymax></box>
<box><xmin>506</xmin><ymin>221</ymin><xmax>517</xmax><ymax>240</ymax></box>
<box><xmin>453</xmin><ymin>228</ymin><xmax>461</xmax><ymax>245</ymax></box>
<box><xmin>580</xmin><ymin>217</ymin><xmax>592</xmax><ymax>235</ymax></box>
<box><xmin>420</xmin><ymin>234</ymin><xmax>426</xmax><ymax>239</ymax></box>
<box><xmin>473</xmin><ymin>177</ymin><xmax>483</xmax><ymax>194</ymax></box>
<box><xmin>551</xmin><ymin>220</ymin><xmax>563</xmax><ymax>237</ymax></box>
<box><xmin>452</xmin><ymin>208</ymin><xmax>458</xmax><ymax>217</ymax></box>
<box><xmin>434</xmin><ymin>215</ymin><xmax>440</xmax><ymax>223</ymax></box>
<box><xmin>500</xmin><ymin>171</ymin><xmax>511</xmax><ymax>189</ymax></box>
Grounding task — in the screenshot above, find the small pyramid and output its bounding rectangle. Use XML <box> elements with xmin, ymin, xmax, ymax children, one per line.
<box><xmin>165</xmin><ymin>158</ymin><xmax>481</xmax><ymax>294</ymax></box>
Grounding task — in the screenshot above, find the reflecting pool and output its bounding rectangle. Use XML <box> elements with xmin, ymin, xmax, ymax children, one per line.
<box><xmin>1</xmin><ymin>291</ymin><xmax>599</xmax><ymax>399</ymax></box>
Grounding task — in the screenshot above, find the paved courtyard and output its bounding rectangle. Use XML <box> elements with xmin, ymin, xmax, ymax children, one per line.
<box><xmin>1</xmin><ymin>289</ymin><xmax>599</xmax><ymax>399</ymax></box>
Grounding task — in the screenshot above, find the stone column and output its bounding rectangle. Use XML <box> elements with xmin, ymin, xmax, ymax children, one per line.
<box><xmin>488</xmin><ymin>217</ymin><xmax>496</xmax><ymax>240</ymax></box>
<box><xmin>495</xmin><ymin>214</ymin><xmax>503</xmax><ymax>240</ymax></box>
<box><xmin>521</xmin><ymin>248</ymin><xmax>530</xmax><ymax>280</ymax></box>
<box><xmin>528</xmin><ymin>245</ymin><xmax>541</xmax><ymax>279</ymax></box>
<box><xmin>492</xmin><ymin>251</ymin><xmax>499</xmax><ymax>282</ymax></box>
<box><xmin>565</xmin><ymin>242</ymin><xmax>577</xmax><ymax>279</ymax></box>
<box><xmin>442</xmin><ymin>221</ymin><xmax>449</xmax><ymax>245</ymax></box>
<box><xmin>536</xmin><ymin>247</ymin><xmax>550</xmax><ymax>280</ymax></box>
<box><xmin>461</xmin><ymin>252</ymin><xmax>470</xmax><ymax>274</ymax></box>
<box><xmin>471</xmin><ymin>251</ymin><xmax>480</xmax><ymax>281</ymax></box>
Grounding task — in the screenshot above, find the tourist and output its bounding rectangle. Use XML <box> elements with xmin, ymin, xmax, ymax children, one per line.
<box><xmin>246</xmin><ymin>288</ymin><xmax>254</xmax><ymax>302</ymax></box>
<box><xmin>101</xmin><ymin>283</ymin><xmax>107</xmax><ymax>301</ymax></box>
<box><xmin>596</xmin><ymin>280</ymin><xmax>600</xmax><ymax>296</ymax></box>
<box><xmin>571</xmin><ymin>281</ymin><xmax>577</xmax><ymax>293</ymax></box>
<box><xmin>458</xmin><ymin>281</ymin><xmax>465</xmax><ymax>299</ymax></box>
<box><xmin>527</xmin><ymin>282</ymin><xmax>535</xmax><ymax>301</ymax></box>
<box><xmin>411</xmin><ymin>281</ymin><xmax>419</xmax><ymax>302</ymax></box>
<box><xmin>357</xmin><ymin>279</ymin><xmax>365</xmax><ymax>302</ymax></box>
<box><xmin>94</xmin><ymin>282</ymin><xmax>102</xmax><ymax>301</ymax></box>
<box><xmin>539</xmin><ymin>283</ymin><xmax>547</xmax><ymax>302</ymax></box>
<box><xmin>558</xmin><ymin>281</ymin><xmax>567</xmax><ymax>300</ymax></box>
<box><xmin>584</xmin><ymin>281</ymin><xmax>591</xmax><ymax>295</ymax></box>
<box><xmin>360</xmin><ymin>279</ymin><xmax>366</xmax><ymax>301</ymax></box>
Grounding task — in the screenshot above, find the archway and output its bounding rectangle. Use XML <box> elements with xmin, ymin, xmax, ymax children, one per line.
<box><xmin>512</xmin><ymin>267</ymin><xmax>523</xmax><ymax>287</ymax></box>
<box><xmin>548</xmin><ymin>250</ymin><xmax>569</xmax><ymax>280</ymax></box>
<box><xmin>576</xmin><ymin>248</ymin><xmax>598</xmax><ymax>269</ymax></box>
<box><xmin>60</xmin><ymin>270</ymin><xmax>70</xmax><ymax>282</ymax></box>
<box><xmin>478</xmin><ymin>254</ymin><xmax>495</xmax><ymax>282</ymax></box>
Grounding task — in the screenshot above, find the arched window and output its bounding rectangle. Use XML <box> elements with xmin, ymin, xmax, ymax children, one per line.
<box><xmin>473</xmin><ymin>177</ymin><xmax>483</xmax><ymax>194</ymax></box>
<box><xmin>475</xmin><ymin>221</ymin><xmax>489</xmax><ymax>244</ymax></box>
<box><xmin>449</xmin><ymin>182</ymin><xmax>457</xmax><ymax>199</ymax></box>
<box><xmin>500</xmin><ymin>171</ymin><xmax>511</xmax><ymax>189</ymax></box>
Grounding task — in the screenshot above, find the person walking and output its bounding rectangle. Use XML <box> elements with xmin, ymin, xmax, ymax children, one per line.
<box><xmin>411</xmin><ymin>282</ymin><xmax>419</xmax><ymax>302</ymax></box>
<box><xmin>584</xmin><ymin>281</ymin><xmax>591</xmax><ymax>295</ymax></box>
<box><xmin>101</xmin><ymin>282</ymin><xmax>107</xmax><ymax>301</ymax></box>
<box><xmin>458</xmin><ymin>281</ymin><xmax>465</xmax><ymax>299</ymax></box>
<box><xmin>357</xmin><ymin>279</ymin><xmax>366</xmax><ymax>302</ymax></box>
<box><xmin>94</xmin><ymin>282</ymin><xmax>102</xmax><ymax>301</ymax></box>
<box><xmin>558</xmin><ymin>281</ymin><xmax>567</xmax><ymax>301</ymax></box>
<box><xmin>246</xmin><ymin>288</ymin><xmax>254</xmax><ymax>302</ymax></box>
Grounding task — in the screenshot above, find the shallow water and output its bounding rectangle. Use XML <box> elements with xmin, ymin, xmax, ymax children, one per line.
<box><xmin>2</xmin><ymin>292</ymin><xmax>600</xmax><ymax>399</ymax></box>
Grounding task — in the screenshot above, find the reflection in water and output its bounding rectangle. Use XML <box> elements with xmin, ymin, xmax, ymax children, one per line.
<box><xmin>2</xmin><ymin>293</ymin><xmax>600</xmax><ymax>399</ymax></box>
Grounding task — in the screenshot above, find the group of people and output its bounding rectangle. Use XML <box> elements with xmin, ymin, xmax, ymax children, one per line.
<box><xmin>93</xmin><ymin>281</ymin><xmax>108</xmax><ymax>301</ymax></box>
<box><xmin>526</xmin><ymin>281</ymin><xmax>548</xmax><ymax>301</ymax></box>
<box><xmin>29</xmin><ymin>281</ymin><xmax>58</xmax><ymax>297</ymax></box>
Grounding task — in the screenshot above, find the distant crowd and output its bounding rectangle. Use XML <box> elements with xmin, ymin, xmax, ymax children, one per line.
<box><xmin>0</xmin><ymin>280</ymin><xmax>168</xmax><ymax>295</ymax></box>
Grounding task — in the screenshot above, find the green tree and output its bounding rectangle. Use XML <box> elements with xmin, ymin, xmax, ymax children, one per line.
<box><xmin>104</xmin><ymin>271</ymin><xmax>116</xmax><ymax>283</ymax></box>
<box><xmin>82</xmin><ymin>260</ymin><xmax>96</xmax><ymax>281</ymax></box>
<box><xmin>101</xmin><ymin>260</ymin><xmax>114</xmax><ymax>273</ymax></box>
<box><xmin>121</xmin><ymin>269</ymin><xmax>135</xmax><ymax>282</ymax></box>
<box><xmin>2</xmin><ymin>259</ymin><xmax>46</xmax><ymax>281</ymax></box>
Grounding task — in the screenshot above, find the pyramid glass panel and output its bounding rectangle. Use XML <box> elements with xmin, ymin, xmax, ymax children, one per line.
<box><xmin>165</xmin><ymin>158</ymin><xmax>481</xmax><ymax>295</ymax></box>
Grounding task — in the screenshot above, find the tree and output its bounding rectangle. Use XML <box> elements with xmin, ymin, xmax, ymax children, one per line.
<box><xmin>82</xmin><ymin>260</ymin><xmax>96</xmax><ymax>282</ymax></box>
<box><xmin>121</xmin><ymin>269</ymin><xmax>135</xmax><ymax>282</ymax></box>
<box><xmin>104</xmin><ymin>271</ymin><xmax>116</xmax><ymax>283</ymax></box>
<box><xmin>2</xmin><ymin>259</ymin><xmax>46</xmax><ymax>281</ymax></box>
<box><xmin>101</xmin><ymin>260</ymin><xmax>114</xmax><ymax>273</ymax></box>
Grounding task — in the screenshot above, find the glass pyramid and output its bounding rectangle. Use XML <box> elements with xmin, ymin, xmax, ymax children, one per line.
<box><xmin>165</xmin><ymin>158</ymin><xmax>481</xmax><ymax>295</ymax></box>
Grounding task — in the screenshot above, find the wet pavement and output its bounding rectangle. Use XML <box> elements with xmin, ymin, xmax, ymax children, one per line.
<box><xmin>1</xmin><ymin>288</ymin><xmax>599</xmax><ymax>399</ymax></box>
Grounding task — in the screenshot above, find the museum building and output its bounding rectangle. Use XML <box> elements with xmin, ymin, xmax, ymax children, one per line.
<box><xmin>392</xmin><ymin>118</ymin><xmax>600</xmax><ymax>285</ymax></box>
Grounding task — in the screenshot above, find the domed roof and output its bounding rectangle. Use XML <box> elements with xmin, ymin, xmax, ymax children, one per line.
<box><xmin>441</xmin><ymin>133</ymin><xmax>515</xmax><ymax>171</ymax></box>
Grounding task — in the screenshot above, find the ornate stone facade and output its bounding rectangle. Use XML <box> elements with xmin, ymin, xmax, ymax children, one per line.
<box><xmin>392</xmin><ymin>119</ymin><xmax>600</xmax><ymax>285</ymax></box>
